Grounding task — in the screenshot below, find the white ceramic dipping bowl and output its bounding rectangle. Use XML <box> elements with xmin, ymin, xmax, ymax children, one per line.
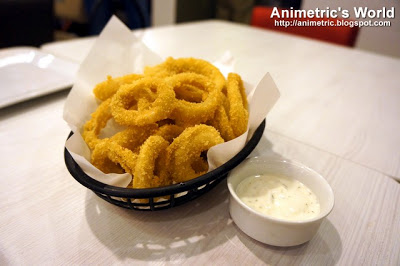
<box><xmin>228</xmin><ymin>156</ymin><xmax>334</xmax><ymax>247</ymax></box>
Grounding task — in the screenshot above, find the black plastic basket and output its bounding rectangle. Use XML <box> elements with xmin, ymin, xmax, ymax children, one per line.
<box><xmin>64</xmin><ymin>120</ymin><xmax>265</xmax><ymax>211</ymax></box>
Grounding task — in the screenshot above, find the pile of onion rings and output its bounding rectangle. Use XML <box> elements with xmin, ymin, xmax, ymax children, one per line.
<box><xmin>82</xmin><ymin>57</ymin><xmax>249</xmax><ymax>189</ymax></box>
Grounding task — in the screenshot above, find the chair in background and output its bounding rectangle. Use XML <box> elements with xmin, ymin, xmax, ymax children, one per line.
<box><xmin>251</xmin><ymin>6</ymin><xmax>359</xmax><ymax>47</ymax></box>
<box><xmin>84</xmin><ymin>0</ymin><xmax>150</xmax><ymax>35</ymax></box>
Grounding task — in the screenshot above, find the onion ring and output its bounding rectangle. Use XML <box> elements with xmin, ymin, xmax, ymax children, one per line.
<box><xmin>144</xmin><ymin>57</ymin><xmax>226</xmax><ymax>92</ymax></box>
<box><xmin>191</xmin><ymin>157</ymin><xmax>209</xmax><ymax>174</ymax></box>
<box><xmin>154</xmin><ymin>124</ymin><xmax>184</xmax><ymax>143</ymax></box>
<box><xmin>82</xmin><ymin>98</ymin><xmax>113</xmax><ymax>150</ymax></box>
<box><xmin>93</xmin><ymin>74</ymin><xmax>143</xmax><ymax>101</ymax></box>
<box><xmin>174</xmin><ymin>83</ymin><xmax>206</xmax><ymax>103</ymax></box>
<box><xmin>227</xmin><ymin>73</ymin><xmax>249</xmax><ymax>137</ymax></box>
<box><xmin>167</xmin><ymin>124</ymin><xmax>224</xmax><ymax>183</ymax></box>
<box><xmin>90</xmin><ymin>124</ymin><xmax>158</xmax><ymax>174</ymax></box>
<box><xmin>110</xmin><ymin>78</ymin><xmax>176</xmax><ymax>126</ymax></box>
<box><xmin>167</xmin><ymin>73</ymin><xmax>221</xmax><ymax>125</ymax></box>
<box><xmin>133</xmin><ymin>135</ymin><xmax>171</xmax><ymax>188</ymax></box>
<box><xmin>209</xmin><ymin>105</ymin><xmax>235</xmax><ymax>141</ymax></box>
<box><xmin>109</xmin><ymin>124</ymin><xmax>158</xmax><ymax>151</ymax></box>
<box><xmin>91</xmin><ymin>139</ymin><xmax>138</xmax><ymax>174</ymax></box>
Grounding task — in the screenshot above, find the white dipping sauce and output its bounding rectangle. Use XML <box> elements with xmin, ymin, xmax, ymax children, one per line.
<box><xmin>236</xmin><ymin>174</ymin><xmax>320</xmax><ymax>221</ymax></box>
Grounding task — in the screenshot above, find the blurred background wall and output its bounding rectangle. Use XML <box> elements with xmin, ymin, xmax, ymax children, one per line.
<box><xmin>153</xmin><ymin>0</ymin><xmax>399</xmax><ymax>58</ymax></box>
<box><xmin>0</xmin><ymin>0</ymin><xmax>398</xmax><ymax>58</ymax></box>
<box><xmin>302</xmin><ymin>0</ymin><xmax>400</xmax><ymax>59</ymax></box>
<box><xmin>0</xmin><ymin>0</ymin><xmax>54</xmax><ymax>48</ymax></box>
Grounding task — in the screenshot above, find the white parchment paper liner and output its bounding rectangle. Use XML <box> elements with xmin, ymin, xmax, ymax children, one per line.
<box><xmin>64</xmin><ymin>16</ymin><xmax>280</xmax><ymax>188</ymax></box>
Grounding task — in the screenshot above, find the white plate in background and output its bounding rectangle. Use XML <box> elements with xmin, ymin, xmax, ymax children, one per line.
<box><xmin>0</xmin><ymin>47</ymin><xmax>78</xmax><ymax>108</ymax></box>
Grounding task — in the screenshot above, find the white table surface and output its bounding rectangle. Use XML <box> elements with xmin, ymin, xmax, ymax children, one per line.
<box><xmin>1</xmin><ymin>20</ymin><xmax>399</xmax><ymax>265</ymax></box>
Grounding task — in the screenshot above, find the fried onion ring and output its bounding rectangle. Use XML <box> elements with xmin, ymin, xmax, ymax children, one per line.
<box><xmin>209</xmin><ymin>74</ymin><xmax>249</xmax><ymax>140</ymax></box>
<box><xmin>90</xmin><ymin>124</ymin><xmax>158</xmax><ymax>174</ymax></box>
<box><xmin>209</xmin><ymin>105</ymin><xmax>235</xmax><ymax>141</ymax></box>
<box><xmin>167</xmin><ymin>73</ymin><xmax>221</xmax><ymax>125</ymax></box>
<box><xmin>167</xmin><ymin>124</ymin><xmax>224</xmax><ymax>183</ymax></box>
<box><xmin>82</xmin><ymin>98</ymin><xmax>113</xmax><ymax>150</ymax></box>
<box><xmin>144</xmin><ymin>57</ymin><xmax>226</xmax><ymax>92</ymax></box>
<box><xmin>110</xmin><ymin>78</ymin><xmax>175</xmax><ymax>126</ymax></box>
<box><xmin>227</xmin><ymin>73</ymin><xmax>249</xmax><ymax>137</ymax></box>
<box><xmin>133</xmin><ymin>135</ymin><xmax>171</xmax><ymax>188</ymax></box>
<box><xmin>174</xmin><ymin>83</ymin><xmax>206</xmax><ymax>103</ymax></box>
<box><xmin>91</xmin><ymin>139</ymin><xmax>138</xmax><ymax>174</ymax></box>
<box><xmin>109</xmin><ymin>124</ymin><xmax>158</xmax><ymax>152</ymax></box>
<box><xmin>154</xmin><ymin>124</ymin><xmax>184</xmax><ymax>143</ymax></box>
<box><xmin>93</xmin><ymin>74</ymin><xmax>143</xmax><ymax>101</ymax></box>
